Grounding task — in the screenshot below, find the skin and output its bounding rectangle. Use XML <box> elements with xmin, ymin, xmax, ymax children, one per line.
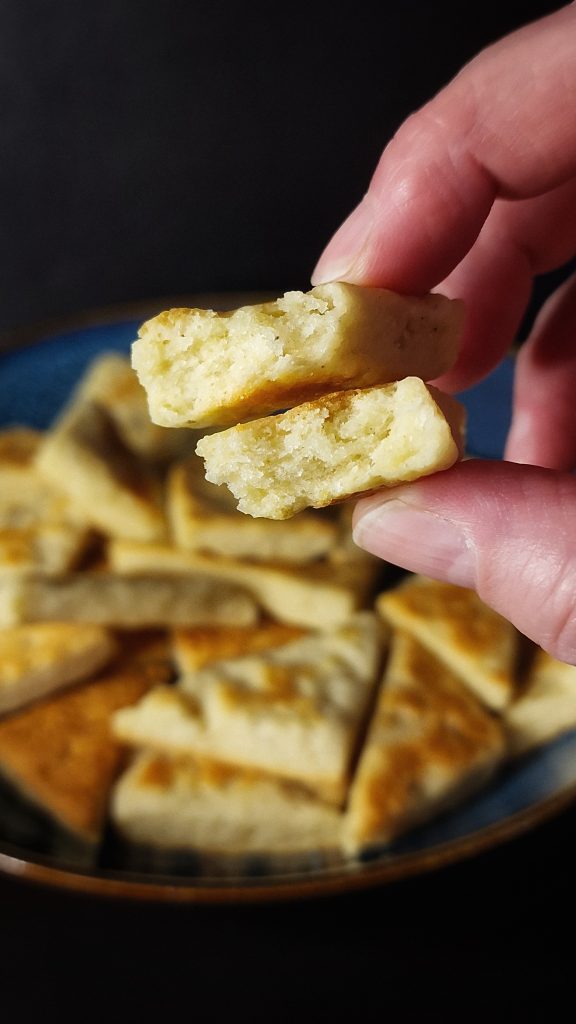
<box><xmin>311</xmin><ymin>3</ymin><xmax>576</xmax><ymax>662</ymax></box>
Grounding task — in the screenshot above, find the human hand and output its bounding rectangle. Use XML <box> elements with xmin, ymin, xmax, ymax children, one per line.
<box><xmin>312</xmin><ymin>3</ymin><xmax>576</xmax><ymax>662</ymax></box>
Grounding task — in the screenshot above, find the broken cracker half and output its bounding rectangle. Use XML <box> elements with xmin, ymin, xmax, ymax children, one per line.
<box><xmin>196</xmin><ymin>378</ymin><xmax>465</xmax><ymax>519</ymax></box>
<box><xmin>132</xmin><ymin>283</ymin><xmax>463</xmax><ymax>428</ymax></box>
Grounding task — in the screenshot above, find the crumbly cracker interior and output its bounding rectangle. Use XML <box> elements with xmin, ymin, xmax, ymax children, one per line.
<box><xmin>196</xmin><ymin>379</ymin><xmax>459</xmax><ymax>519</ymax></box>
<box><xmin>133</xmin><ymin>289</ymin><xmax>341</xmax><ymax>427</ymax></box>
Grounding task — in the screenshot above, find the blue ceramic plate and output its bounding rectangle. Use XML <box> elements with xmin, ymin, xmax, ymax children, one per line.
<box><xmin>0</xmin><ymin>311</ymin><xmax>573</xmax><ymax>903</ymax></box>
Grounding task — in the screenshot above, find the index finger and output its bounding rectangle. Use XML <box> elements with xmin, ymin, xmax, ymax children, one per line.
<box><xmin>311</xmin><ymin>4</ymin><xmax>576</xmax><ymax>294</ymax></box>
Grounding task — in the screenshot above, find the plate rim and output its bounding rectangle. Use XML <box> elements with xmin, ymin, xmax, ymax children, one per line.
<box><xmin>1</xmin><ymin>774</ymin><xmax>575</xmax><ymax>904</ymax></box>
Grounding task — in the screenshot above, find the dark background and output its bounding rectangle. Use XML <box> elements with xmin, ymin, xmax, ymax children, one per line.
<box><xmin>0</xmin><ymin>0</ymin><xmax>568</xmax><ymax>339</ymax></box>
<box><xmin>1</xmin><ymin>1</ymin><xmax>575</xmax><ymax>1016</ymax></box>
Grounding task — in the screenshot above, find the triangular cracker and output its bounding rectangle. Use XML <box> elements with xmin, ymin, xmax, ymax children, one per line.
<box><xmin>0</xmin><ymin>636</ymin><xmax>172</xmax><ymax>841</ymax></box>
<box><xmin>113</xmin><ymin>613</ymin><xmax>387</xmax><ymax>804</ymax></box>
<box><xmin>344</xmin><ymin>631</ymin><xmax>506</xmax><ymax>852</ymax></box>
<box><xmin>167</xmin><ymin>459</ymin><xmax>339</xmax><ymax>563</ymax></box>
<box><xmin>0</xmin><ymin>570</ymin><xmax>258</xmax><ymax>629</ymax></box>
<box><xmin>377</xmin><ymin>576</ymin><xmax>520</xmax><ymax>710</ymax></box>
<box><xmin>505</xmin><ymin>649</ymin><xmax>576</xmax><ymax>757</ymax></box>
<box><xmin>172</xmin><ymin>621</ymin><xmax>306</xmax><ymax>674</ymax></box>
<box><xmin>108</xmin><ymin>540</ymin><xmax>378</xmax><ymax>628</ymax></box>
<box><xmin>35</xmin><ymin>399</ymin><xmax>167</xmax><ymax>542</ymax></box>
<box><xmin>76</xmin><ymin>352</ymin><xmax>195</xmax><ymax>464</ymax></box>
<box><xmin>0</xmin><ymin>623</ymin><xmax>116</xmax><ymax>715</ymax></box>
<box><xmin>111</xmin><ymin>750</ymin><xmax>343</xmax><ymax>855</ymax></box>
<box><xmin>0</xmin><ymin>426</ymin><xmax>91</xmax><ymax>574</ymax></box>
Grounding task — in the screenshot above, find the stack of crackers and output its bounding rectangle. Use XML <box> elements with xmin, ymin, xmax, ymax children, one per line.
<box><xmin>1</xmin><ymin>337</ymin><xmax>575</xmax><ymax>872</ymax></box>
<box><xmin>133</xmin><ymin>283</ymin><xmax>467</xmax><ymax>519</ymax></box>
<box><xmin>0</xmin><ymin>350</ymin><xmax>379</xmax><ymax>860</ymax></box>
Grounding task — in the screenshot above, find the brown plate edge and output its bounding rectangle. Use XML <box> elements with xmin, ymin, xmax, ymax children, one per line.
<box><xmin>1</xmin><ymin>779</ymin><xmax>575</xmax><ymax>906</ymax></box>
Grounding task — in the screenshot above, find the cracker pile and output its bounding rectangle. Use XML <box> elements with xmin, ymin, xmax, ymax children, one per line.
<box><xmin>0</xmin><ymin>352</ymin><xmax>575</xmax><ymax>868</ymax></box>
<box><xmin>133</xmin><ymin>284</ymin><xmax>467</xmax><ymax>519</ymax></box>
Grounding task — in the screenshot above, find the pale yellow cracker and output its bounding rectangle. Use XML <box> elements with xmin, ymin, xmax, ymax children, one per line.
<box><xmin>0</xmin><ymin>622</ymin><xmax>116</xmax><ymax>715</ymax></box>
<box><xmin>168</xmin><ymin>459</ymin><xmax>339</xmax><ymax>563</ymax></box>
<box><xmin>172</xmin><ymin>621</ymin><xmax>306</xmax><ymax>674</ymax></box>
<box><xmin>344</xmin><ymin>631</ymin><xmax>506</xmax><ymax>852</ymax></box>
<box><xmin>113</xmin><ymin>613</ymin><xmax>387</xmax><ymax>805</ymax></box>
<box><xmin>505</xmin><ymin>648</ymin><xmax>576</xmax><ymax>758</ymax></box>
<box><xmin>132</xmin><ymin>282</ymin><xmax>463</xmax><ymax>427</ymax></box>
<box><xmin>76</xmin><ymin>351</ymin><xmax>195</xmax><ymax>463</ymax></box>
<box><xmin>0</xmin><ymin>427</ymin><xmax>91</xmax><ymax>574</ymax></box>
<box><xmin>112</xmin><ymin>750</ymin><xmax>343</xmax><ymax>855</ymax></box>
<box><xmin>377</xmin><ymin>576</ymin><xmax>520</xmax><ymax>710</ymax></box>
<box><xmin>35</xmin><ymin>399</ymin><xmax>166</xmax><ymax>542</ymax></box>
<box><xmin>0</xmin><ymin>636</ymin><xmax>172</xmax><ymax>841</ymax></box>
<box><xmin>196</xmin><ymin>379</ymin><xmax>465</xmax><ymax>519</ymax></box>
<box><xmin>108</xmin><ymin>540</ymin><xmax>378</xmax><ymax>629</ymax></box>
<box><xmin>0</xmin><ymin>570</ymin><xmax>258</xmax><ymax>629</ymax></box>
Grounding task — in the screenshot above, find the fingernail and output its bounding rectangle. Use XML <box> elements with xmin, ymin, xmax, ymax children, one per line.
<box><xmin>352</xmin><ymin>496</ymin><xmax>476</xmax><ymax>588</ymax></box>
<box><xmin>311</xmin><ymin>197</ymin><xmax>374</xmax><ymax>285</ymax></box>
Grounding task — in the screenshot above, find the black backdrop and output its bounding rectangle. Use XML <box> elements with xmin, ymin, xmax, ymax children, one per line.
<box><xmin>0</xmin><ymin>0</ymin><xmax>565</xmax><ymax>336</ymax></box>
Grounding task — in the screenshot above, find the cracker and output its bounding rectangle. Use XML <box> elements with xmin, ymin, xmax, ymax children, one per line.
<box><xmin>35</xmin><ymin>399</ymin><xmax>167</xmax><ymax>542</ymax></box>
<box><xmin>168</xmin><ymin>459</ymin><xmax>339</xmax><ymax>563</ymax></box>
<box><xmin>172</xmin><ymin>621</ymin><xmax>306</xmax><ymax>674</ymax></box>
<box><xmin>344</xmin><ymin>631</ymin><xmax>506</xmax><ymax>852</ymax></box>
<box><xmin>0</xmin><ymin>427</ymin><xmax>91</xmax><ymax>574</ymax></box>
<box><xmin>113</xmin><ymin>613</ymin><xmax>387</xmax><ymax>804</ymax></box>
<box><xmin>111</xmin><ymin>750</ymin><xmax>343</xmax><ymax>855</ymax></box>
<box><xmin>132</xmin><ymin>283</ymin><xmax>463</xmax><ymax>427</ymax></box>
<box><xmin>0</xmin><ymin>623</ymin><xmax>116</xmax><ymax>715</ymax></box>
<box><xmin>108</xmin><ymin>540</ymin><xmax>379</xmax><ymax>628</ymax></box>
<box><xmin>0</xmin><ymin>637</ymin><xmax>171</xmax><ymax>841</ymax></box>
<box><xmin>196</xmin><ymin>379</ymin><xmax>465</xmax><ymax>519</ymax></box>
<box><xmin>0</xmin><ymin>570</ymin><xmax>258</xmax><ymax>629</ymax></box>
<box><xmin>505</xmin><ymin>648</ymin><xmax>576</xmax><ymax>758</ymax></box>
<box><xmin>377</xmin><ymin>576</ymin><xmax>520</xmax><ymax>710</ymax></box>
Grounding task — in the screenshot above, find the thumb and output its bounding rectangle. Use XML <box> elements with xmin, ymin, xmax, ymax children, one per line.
<box><xmin>352</xmin><ymin>459</ymin><xmax>576</xmax><ymax>664</ymax></box>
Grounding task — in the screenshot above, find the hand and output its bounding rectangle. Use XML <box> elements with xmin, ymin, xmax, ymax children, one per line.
<box><xmin>312</xmin><ymin>4</ymin><xmax>576</xmax><ymax>662</ymax></box>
